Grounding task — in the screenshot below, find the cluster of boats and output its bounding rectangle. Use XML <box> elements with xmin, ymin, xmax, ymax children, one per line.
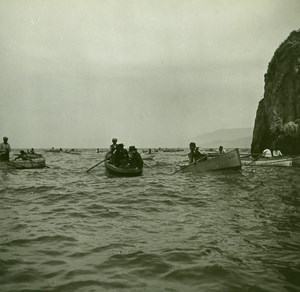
<box><xmin>1</xmin><ymin>148</ymin><xmax>299</xmax><ymax>175</ymax></box>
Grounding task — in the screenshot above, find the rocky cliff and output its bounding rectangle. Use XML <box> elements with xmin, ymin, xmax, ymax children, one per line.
<box><xmin>251</xmin><ymin>30</ymin><xmax>300</xmax><ymax>155</ymax></box>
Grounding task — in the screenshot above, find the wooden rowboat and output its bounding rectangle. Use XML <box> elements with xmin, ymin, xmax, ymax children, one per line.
<box><xmin>241</xmin><ymin>157</ymin><xmax>292</xmax><ymax>167</ymax></box>
<box><xmin>181</xmin><ymin>148</ymin><xmax>241</xmax><ymax>173</ymax></box>
<box><xmin>105</xmin><ymin>161</ymin><xmax>143</xmax><ymax>177</ymax></box>
<box><xmin>0</xmin><ymin>158</ymin><xmax>46</xmax><ymax>170</ymax></box>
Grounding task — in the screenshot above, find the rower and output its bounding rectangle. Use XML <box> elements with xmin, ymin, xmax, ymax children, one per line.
<box><xmin>0</xmin><ymin>136</ymin><xmax>11</xmax><ymax>162</ymax></box>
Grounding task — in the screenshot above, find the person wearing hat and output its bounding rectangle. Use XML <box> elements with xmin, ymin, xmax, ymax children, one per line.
<box><xmin>110</xmin><ymin>143</ymin><xmax>128</xmax><ymax>167</ymax></box>
<box><xmin>0</xmin><ymin>136</ymin><xmax>11</xmax><ymax>162</ymax></box>
<box><xmin>128</xmin><ymin>146</ymin><xmax>143</xmax><ymax>169</ymax></box>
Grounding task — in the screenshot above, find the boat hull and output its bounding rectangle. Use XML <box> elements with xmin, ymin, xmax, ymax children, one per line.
<box><xmin>292</xmin><ymin>156</ymin><xmax>300</xmax><ymax>167</ymax></box>
<box><xmin>105</xmin><ymin>161</ymin><xmax>143</xmax><ymax>177</ymax></box>
<box><xmin>182</xmin><ymin>148</ymin><xmax>241</xmax><ymax>173</ymax></box>
<box><xmin>242</xmin><ymin>157</ymin><xmax>292</xmax><ymax>167</ymax></box>
<box><xmin>0</xmin><ymin>158</ymin><xmax>46</xmax><ymax>170</ymax></box>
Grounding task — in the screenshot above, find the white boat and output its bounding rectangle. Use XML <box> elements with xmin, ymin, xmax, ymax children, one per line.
<box><xmin>179</xmin><ymin>148</ymin><xmax>241</xmax><ymax>173</ymax></box>
<box><xmin>241</xmin><ymin>157</ymin><xmax>292</xmax><ymax>167</ymax></box>
<box><xmin>141</xmin><ymin>153</ymin><xmax>155</xmax><ymax>160</ymax></box>
<box><xmin>0</xmin><ymin>158</ymin><xmax>46</xmax><ymax>170</ymax></box>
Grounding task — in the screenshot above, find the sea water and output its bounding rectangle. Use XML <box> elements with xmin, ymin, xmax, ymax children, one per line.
<box><xmin>0</xmin><ymin>150</ymin><xmax>299</xmax><ymax>292</ymax></box>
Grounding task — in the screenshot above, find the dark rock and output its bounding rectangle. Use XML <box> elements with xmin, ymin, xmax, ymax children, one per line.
<box><xmin>251</xmin><ymin>29</ymin><xmax>300</xmax><ymax>155</ymax></box>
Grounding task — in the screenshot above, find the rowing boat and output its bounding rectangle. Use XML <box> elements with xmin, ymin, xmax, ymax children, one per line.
<box><xmin>105</xmin><ymin>161</ymin><xmax>143</xmax><ymax>177</ymax></box>
<box><xmin>241</xmin><ymin>157</ymin><xmax>292</xmax><ymax>167</ymax></box>
<box><xmin>64</xmin><ymin>150</ymin><xmax>81</xmax><ymax>155</ymax></box>
<box><xmin>181</xmin><ymin>148</ymin><xmax>241</xmax><ymax>173</ymax></box>
<box><xmin>0</xmin><ymin>158</ymin><xmax>46</xmax><ymax>170</ymax></box>
<box><xmin>141</xmin><ymin>153</ymin><xmax>155</xmax><ymax>160</ymax></box>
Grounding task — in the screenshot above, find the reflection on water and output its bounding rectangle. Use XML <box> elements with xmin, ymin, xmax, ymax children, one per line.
<box><xmin>0</xmin><ymin>150</ymin><xmax>299</xmax><ymax>291</ymax></box>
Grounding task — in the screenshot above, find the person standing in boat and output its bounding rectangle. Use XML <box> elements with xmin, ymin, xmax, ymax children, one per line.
<box><xmin>106</xmin><ymin>138</ymin><xmax>118</xmax><ymax>159</ymax></box>
<box><xmin>219</xmin><ymin>145</ymin><xmax>226</xmax><ymax>154</ymax></box>
<box><xmin>128</xmin><ymin>146</ymin><xmax>143</xmax><ymax>169</ymax></box>
<box><xmin>0</xmin><ymin>136</ymin><xmax>11</xmax><ymax>162</ymax></box>
<box><xmin>110</xmin><ymin>138</ymin><xmax>118</xmax><ymax>153</ymax></box>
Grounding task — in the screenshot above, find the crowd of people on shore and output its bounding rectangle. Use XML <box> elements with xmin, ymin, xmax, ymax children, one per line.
<box><xmin>106</xmin><ymin>138</ymin><xmax>143</xmax><ymax>169</ymax></box>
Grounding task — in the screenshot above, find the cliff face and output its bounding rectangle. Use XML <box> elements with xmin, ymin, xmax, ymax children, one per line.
<box><xmin>251</xmin><ymin>30</ymin><xmax>300</xmax><ymax>155</ymax></box>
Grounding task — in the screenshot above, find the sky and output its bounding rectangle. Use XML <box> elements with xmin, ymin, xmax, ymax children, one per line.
<box><xmin>0</xmin><ymin>0</ymin><xmax>299</xmax><ymax>148</ymax></box>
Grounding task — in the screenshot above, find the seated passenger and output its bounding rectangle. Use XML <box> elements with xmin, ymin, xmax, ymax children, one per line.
<box><xmin>273</xmin><ymin>148</ymin><xmax>282</xmax><ymax>157</ymax></box>
<box><xmin>110</xmin><ymin>143</ymin><xmax>128</xmax><ymax>167</ymax></box>
<box><xmin>14</xmin><ymin>150</ymin><xmax>28</xmax><ymax>160</ymax></box>
<box><xmin>30</xmin><ymin>148</ymin><xmax>35</xmax><ymax>154</ymax></box>
<box><xmin>262</xmin><ymin>149</ymin><xmax>272</xmax><ymax>158</ymax></box>
<box><xmin>128</xmin><ymin>146</ymin><xmax>143</xmax><ymax>169</ymax></box>
<box><xmin>195</xmin><ymin>147</ymin><xmax>207</xmax><ymax>161</ymax></box>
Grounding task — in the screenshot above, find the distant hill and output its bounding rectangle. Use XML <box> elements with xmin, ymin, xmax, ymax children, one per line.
<box><xmin>192</xmin><ymin>128</ymin><xmax>253</xmax><ymax>148</ymax></box>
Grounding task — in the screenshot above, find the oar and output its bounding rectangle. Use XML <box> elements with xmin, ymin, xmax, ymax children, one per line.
<box><xmin>87</xmin><ymin>158</ymin><xmax>107</xmax><ymax>173</ymax></box>
<box><xmin>171</xmin><ymin>155</ymin><xmax>208</xmax><ymax>175</ymax></box>
<box><xmin>247</xmin><ymin>153</ymin><xmax>264</xmax><ymax>166</ymax></box>
<box><xmin>143</xmin><ymin>162</ymin><xmax>150</xmax><ymax>168</ymax></box>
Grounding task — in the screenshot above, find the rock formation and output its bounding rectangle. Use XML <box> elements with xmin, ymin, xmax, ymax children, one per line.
<box><xmin>251</xmin><ymin>30</ymin><xmax>300</xmax><ymax>155</ymax></box>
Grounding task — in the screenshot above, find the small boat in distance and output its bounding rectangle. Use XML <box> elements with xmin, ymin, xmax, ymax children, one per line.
<box><xmin>242</xmin><ymin>157</ymin><xmax>292</xmax><ymax>167</ymax></box>
<box><xmin>105</xmin><ymin>161</ymin><xmax>143</xmax><ymax>177</ymax></box>
<box><xmin>142</xmin><ymin>153</ymin><xmax>155</xmax><ymax>160</ymax></box>
<box><xmin>64</xmin><ymin>149</ymin><xmax>81</xmax><ymax>155</ymax></box>
<box><xmin>180</xmin><ymin>148</ymin><xmax>241</xmax><ymax>173</ymax></box>
<box><xmin>45</xmin><ymin>148</ymin><xmax>62</xmax><ymax>153</ymax></box>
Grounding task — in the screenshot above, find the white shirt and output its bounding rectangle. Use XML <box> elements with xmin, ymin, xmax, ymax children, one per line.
<box><xmin>273</xmin><ymin>150</ymin><xmax>282</xmax><ymax>157</ymax></box>
<box><xmin>262</xmin><ymin>149</ymin><xmax>272</xmax><ymax>158</ymax></box>
<box><xmin>0</xmin><ymin>142</ymin><xmax>11</xmax><ymax>154</ymax></box>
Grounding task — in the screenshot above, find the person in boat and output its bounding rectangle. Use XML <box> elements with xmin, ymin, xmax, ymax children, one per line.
<box><xmin>110</xmin><ymin>143</ymin><xmax>129</xmax><ymax>167</ymax></box>
<box><xmin>188</xmin><ymin>142</ymin><xmax>206</xmax><ymax>164</ymax></box>
<box><xmin>0</xmin><ymin>136</ymin><xmax>11</xmax><ymax>162</ymax></box>
<box><xmin>219</xmin><ymin>145</ymin><xmax>226</xmax><ymax>154</ymax></box>
<box><xmin>105</xmin><ymin>138</ymin><xmax>118</xmax><ymax>159</ymax></box>
<box><xmin>30</xmin><ymin>148</ymin><xmax>35</xmax><ymax>154</ymax></box>
<box><xmin>14</xmin><ymin>150</ymin><xmax>28</xmax><ymax>161</ymax></box>
<box><xmin>128</xmin><ymin>146</ymin><xmax>143</xmax><ymax>169</ymax></box>
<box><xmin>273</xmin><ymin>148</ymin><xmax>282</xmax><ymax>157</ymax></box>
<box><xmin>110</xmin><ymin>138</ymin><xmax>118</xmax><ymax>153</ymax></box>
<box><xmin>262</xmin><ymin>148</ymin><xmax>272</xmax><ymax>158</ymax></box>
<box><xmin>148</xmin><ymin>148</ymin><xmax>152</xmax><ymax>154</ymax></box>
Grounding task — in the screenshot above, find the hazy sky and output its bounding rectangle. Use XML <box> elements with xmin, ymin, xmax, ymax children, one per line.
<box><xmin>1</xmin><ymin>0</ymin><xmax>299</xmax><ymax>148</ymax></box>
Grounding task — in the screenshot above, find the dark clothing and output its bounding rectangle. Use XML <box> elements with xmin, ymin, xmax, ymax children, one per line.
<box><xmin>109</xmin><ymin>143</ymin><xmax>117</xmax><ymax>153</ymax></box>
<box><xmin>0</xmin><ymin>152</ymin><xmax>9</xmax><ymax>162</ymax></box>
<box><xmin>128</xmin><ymin>152</ymin><xmax>143</xmax><ymax>169</ymax></box>
<box><xmin>0</xmin><ymin>142</ymin><xmax>11</xmax><ymax>162</ymax></box>
<box><xmin>111</xmin><ymin>149</ymin><xmax>129</xmax><ymax>167</ymax></box>
<box><xmin>188</xmin><ymin>149</ymin><xmax>206</xmax><ymax>164</ymax></box>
